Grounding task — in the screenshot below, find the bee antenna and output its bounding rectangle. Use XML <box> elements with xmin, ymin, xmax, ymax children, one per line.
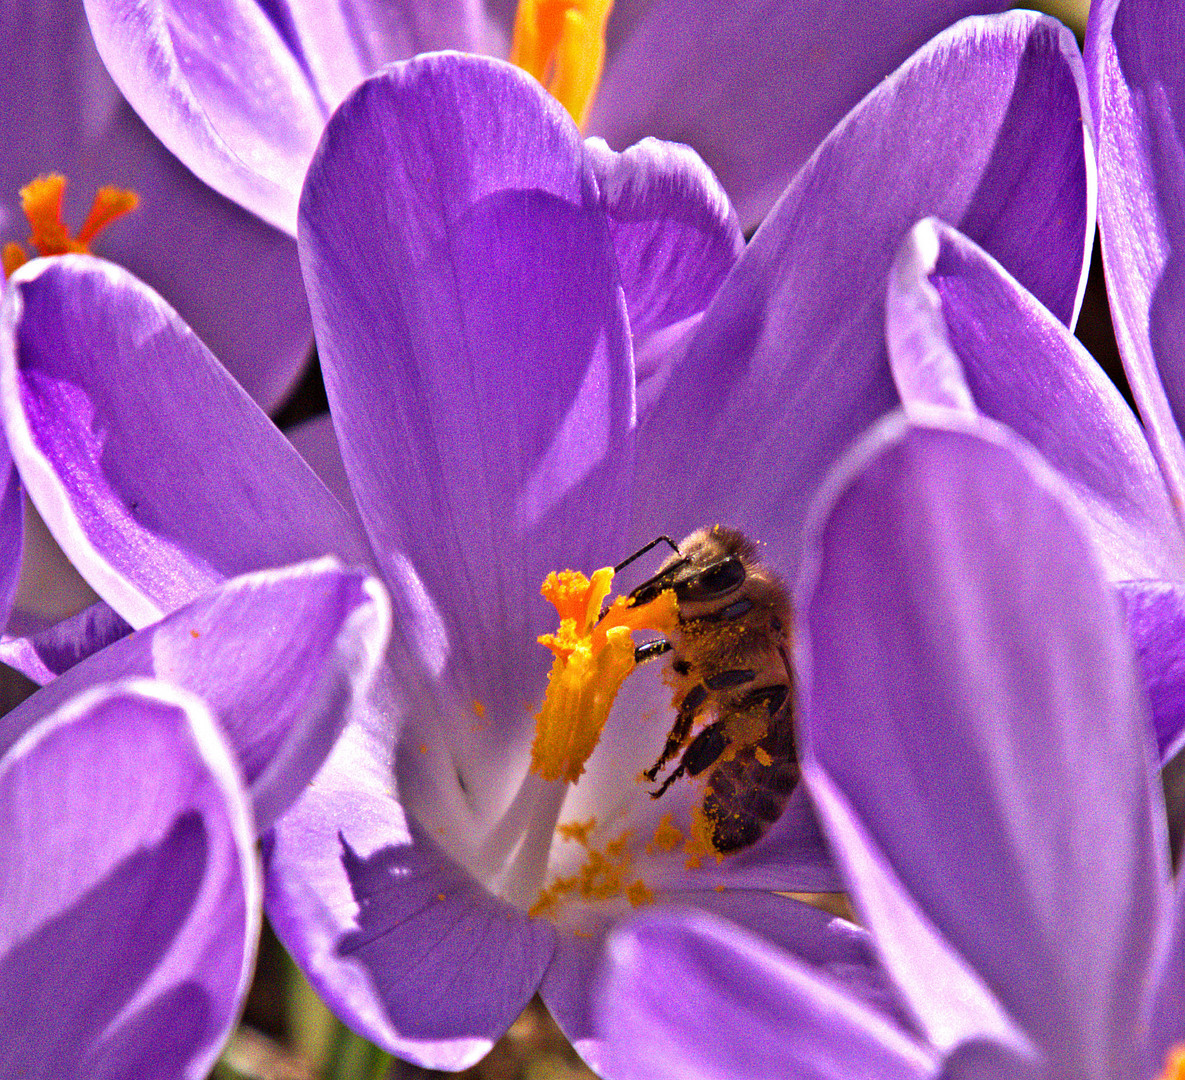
<box><xmin>613</xmin><ymin>535</ymin><xmax>681</xmax><ymax>574</ymax></box>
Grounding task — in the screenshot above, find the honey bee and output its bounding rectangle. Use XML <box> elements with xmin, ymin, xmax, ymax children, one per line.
<box><xmin>618</xmin><ymin>526</ymin><xmax>799</xmax><ymax>853</ymax></box>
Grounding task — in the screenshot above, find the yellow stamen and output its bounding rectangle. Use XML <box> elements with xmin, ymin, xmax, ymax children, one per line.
<box><xmin>510</xmin><ymin>0</ymin><xmax>613</xmax><ymax>127</ymax></box>
<box><xmin>1158</xmin><ymin>1045</ymin><xmax>1185</xmax><ymax>1080</ymax></box>
<box><xmin>4</xmin><ymin>174</ymin><xmax>138</xmax><ymax>277</ymax></box>
<box><xmin>531</xmin><ymin>565</ymin><xmax>677</xmax><ymax>783</ymax></box>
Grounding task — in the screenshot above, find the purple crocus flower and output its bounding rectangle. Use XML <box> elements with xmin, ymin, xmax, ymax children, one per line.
<box><xmin>80</xmin><ymin>0</ymin><xmax>1011</xmax><ymax>234</ymax></box>
<box><xmin>0</xmin><ymin>12</ymin><xmax>1095</xmax><ymax>1074</ymax></box>
<box><xmin>1088</xmin><ymin>0</ymin><xmax>1185</xmax><ymax>548</ymax></box>
<box><xmin>2</xmin><ymin>678</ymin><xmax>260</xmax><ymax>1079</ymax></box>
<box><xmin>2</xmin><ymin>0</ymin><xmax>311</xmax><ymax>410</ymax></box>
<box><xmin>0</xmin><ymin>552</ymin><xmax>389</xmax><ymax>1075</ymax></box>
<box><xmin>595</xmin><ymin>409</ymin><xmax>1184</xmax><ymax>1080</ymax></box>
<box><xmin>876</xmin><ymin>208</ymin><xmax>1185</xmax><ymax>767</ymax></box>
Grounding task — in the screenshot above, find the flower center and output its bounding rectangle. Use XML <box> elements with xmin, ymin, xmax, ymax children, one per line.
<box><xmin>509</xmin><ymin>0</ymin><xmax>614</xmax><ymax>128</ymax></box>
<box><xmin>1158</xmin><ymin>1045</ymin><xmax>1185</xmax><ymax>1080</ymax></box>
<box><xmin>3</xmin><ymin>174</ymin><xmax>139</xmax><ymax>277</ymax></box>
<box><xmin>530</xmin><ymin>565</ymin><xmax>678</xmax><ymax>783</ymax></box>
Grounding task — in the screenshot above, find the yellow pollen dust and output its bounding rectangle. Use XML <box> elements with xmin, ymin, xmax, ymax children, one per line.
<box><xmin>510</xmin><ymin>0</ymin><xmax>613</xmax><ymax>128</ymax></box>
<box><xmin>647</xmin><ymin>813</ymin><xmax>683</xmax><ymax>854</ymax></box>
<box><xmin>1158</xmin><ymin>1045</ymin><xmax>1185</xmax><ymax>1080</ymax></box>
<box><xmin>531</xmin><ymin>564</ymin><xmax>677</xmax><ymax>783</ymax></box>
<box><xmin>4</xmin><ymin>174</ymin><xmax>139</xmax><ymax>277</ymax></box>
<box><xmin>529</xmin><ymin>825</ymin><xmax>654</xmax><ymax>917</ymax></box>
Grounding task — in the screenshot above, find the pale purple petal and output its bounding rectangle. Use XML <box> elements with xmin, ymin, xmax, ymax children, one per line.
<box><xmin>0</xmin><ymin>680</ymin><xmax>259</xmax><ymax>1080</ymax></box>
<box><xmin>257</xmin><ymin>0</ymin><xmax>493</xmax><ymax>106</ymax></box>
<box><xmin>82</xmin><ymin>0</ymin><xmax>326</xmax><ymax>234</ymax></box>
<box><xmin>583</xmin><ymin>136</ymin><xmax>743</xmax><ymax>340</ymax></box>
<box><xmin>798</xmin><ymin>411</ymin><xmax>1169</xmax><ymax>1077</ymax></box>
<box><xmin>1086</xmin><ymin>0</ymin><xmax>1185</xmax><ymax>533</ymax></box>
<box><xmin>805</xmin><ymin>767</ymin><xmax>1042</xmax><ymax>1059</ymax></box>
<box><xmin>82</xmin><ymin>0</ymin><xmax>496</xmax><ymax>234</ymax></box>
<box><xmin>1</xmin><ymin>255</ymin><xmax>369</xmax><ymax>628</ymax></box>
<box><xmin>0</xmin><ymin>558</ymin><xmax>388</xmax><ymax>832</ymax></box>
<box><xmin>285</xmin><ymin>413</ymin><xmax>365</xmax><ymax>534</ymax></box>
<box><xmin>547</xmin><ymin>890</ymin><xmax>913</xmax><ymax>1073</ymax></box>
<box><xmin>264</xmin><ymin>716</ymin><xmax>557</xmax><ymax>1071</ymax></box>
<box><xmin>2</xmin><ymin>0</ymin><xmax>311</xmax><ymax>410</ymax></box>
<box><xmin>632</xmin><ymin>12</ymin><xmax>1093</xmax><ymax>580</ymax></box>
<box><xmin>591</xmin><ymin>0</ymin><xmax>1011</xmax><ymax>230</ymax></box>
<box><xmin>300</xmin><ymin>54</ymin><xmax>634</xmax><ymax>736</ymax></box>
<box><xmin>593</xmin><ymin>908</ymin><xmax>935</xmax><ymax>1080</ymax></box>
<box><xmin>887</xmin><ymin>218</ymin><xmax>1185</xmax><ymax>582</ymax></box>
<box><xmin>0</xmin><ymin>599</ymin><xmax>131</xmax><ymax>685</ymax></box>
<box><xmin>0</xmin><ymin>434</ymin><xmax>20</xmax><ymax>630</ymax></box>
<box><xmin>1119</xmin><ymin>580</ymin><xmax>1185</xmax><ymax>762</ymax></box>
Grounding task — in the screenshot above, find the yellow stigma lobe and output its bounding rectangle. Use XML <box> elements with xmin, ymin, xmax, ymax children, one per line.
<box><xmin>3</xmin><ymin>174</ymin><xmax>139</xmax><ymax>276</ymax></box>
<box><xmin>1158</xmin><ymin>1046</ymin><xmax>1185</xmax><ymax>1080</ymax></box>
<box><xmin>531</xmin><ymin>565</ymin><xmax>677</xmax><ymax>783</ymax></box>
<box><xmin>510</xmin><ymin>0</ymin><xmax>613</xmax><ymax>128</ymax></box>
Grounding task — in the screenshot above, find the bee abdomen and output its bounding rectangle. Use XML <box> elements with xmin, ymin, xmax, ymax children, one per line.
<box><xmin>702</xmin><ymin>740</ymin><xmax>800</xmax><ymax>854</ymax></box>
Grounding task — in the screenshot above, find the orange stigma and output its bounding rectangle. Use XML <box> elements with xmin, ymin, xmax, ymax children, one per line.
<box><xmin>4</xmin><ymin>174</ymin><xmax>139</xmax><ymax>277</ymax></box>
<box><xmin>510</xmin><ymin>0</ymin><xmax>613</xmax><ymax>128</ymax></box>
<box><xmin>531</xmin><ymin>565</ymin><xmax>677</xmax><ymax>784</ymax></box>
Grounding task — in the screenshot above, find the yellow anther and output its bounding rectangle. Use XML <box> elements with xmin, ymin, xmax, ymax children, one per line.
<box><xmin>4</xmin><ymin>174</ymin><xmax>138</xmax><ymax>277</ymax></box>
<box><xmin>1158</xmin><ymin>1045</ymin><xmax>1185</xmax><ymax>1080</ymax></box>
<box><xmin>531</xmin><ymin>565</ymin><xmax>677</xmax><ymax>783</ymax></box>
<box><xmin>510</xmin><ymin>0</ymin><xmax>613</xmax><ymax>127</ymax></box>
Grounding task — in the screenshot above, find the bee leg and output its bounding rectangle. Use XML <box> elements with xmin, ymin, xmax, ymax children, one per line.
<box><xmin>633</xmin><ymin>639</ymin><xmax>672</xmax><ymax>665</ymax></box>
<box><xmin>650</xmin><ymin>720</ymin><xmax>729</xmax><ymax>798</ymax></box>
<box><xmin>642</xmin><ymin>684</ymin><xmax>706</xmax><ymax>781</ymax></box>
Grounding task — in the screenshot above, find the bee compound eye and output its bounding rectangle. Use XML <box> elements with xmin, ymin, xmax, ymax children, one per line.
<box><xmin>679</xmin><ymin>557</ymin><xmax>745</xmax><ymax>601</ymax></box>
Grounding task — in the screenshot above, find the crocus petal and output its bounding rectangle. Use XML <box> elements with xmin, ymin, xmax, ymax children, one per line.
<box><xmin>0</xmin><ymin>254</ymin><xmax>369</xmax><ymax>628</ymax></box>
<box><xmin>300</xmin><ymin>54</ymin><xmax>634</xmax><ymax>733</ymax></box>
<box><xmin>81</xmin><ymin>0</ymin><xmax>496</xmax><ymax>234</ymax></box>
<box><xmin>887</xmin><ymin>218</ymin><xmax>1185</xmax><ymax>583</ymax></box>
<box><xmin>1086</xmin><ymin>0</ymin><xmax>1185</xmax><ymax>532</ymax></box>
<box><xmin>1119</xmin><ymin>580</ymin><xmax>1185</xmax><ymax>762</ymax></box>
<box><xmin>0</xmin><ymin>435</ymin><xmax>20</xmax><ymax>630</ymax></box>
<box><xmin>798</xmin><ymin>410</ymin><xmax>1168</xmax><ymax>1078</ymax></box>
<box><xmin>264</xmin><ymin>717</ymin><xmax>557</xmax><ymax>1071</ymax></box>
<box><xmin>2</xmin><ymin>0</ymin><xmax>311</xmax><ymax>409</ymax></box>
<box><xmin>0</xmin><ymin>558</ymin><xmax>388</xmax><ymax>832</ymax></box>
<box><xmin>0</xmin><ymin>599</ymin><xmax>132</xmax><ymax>685</ymax></box>
<box><xmin>632</xmin><ymin>12</ymin><xmax>1094</xmax><ymax>580</ymax></box>
<box><xmin>592</xmin><ymin>0</ymin><xmax>1011</xmax><ymax>231</ymax></box>
<box><xmin>81</xmin><ymin>0</ymin><xmax>326</xmax><ymax>234</ymax></box>
<box><xmin>593</xmin><ymin>908</ymin><xmax>935</xmax><ymax>1080</ymax></box>
<box><xmin>549</xmin><ymin>890</ymin><xmax>915</xmax><ymax>1074</ymax></box>
<box><xmin>0</xmin><ymin>679</ymin><xmax>259</xmax><ymax>1079</ymax></box>
<box><xmin>583</xmin><ymin>136</ymin><xmax>743</xmax><ymax>341</ymax></box>
<box><xmin>285</xmin><ymin>412</ymin><xmax>366</xmax><ymax>535</ymax></box>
